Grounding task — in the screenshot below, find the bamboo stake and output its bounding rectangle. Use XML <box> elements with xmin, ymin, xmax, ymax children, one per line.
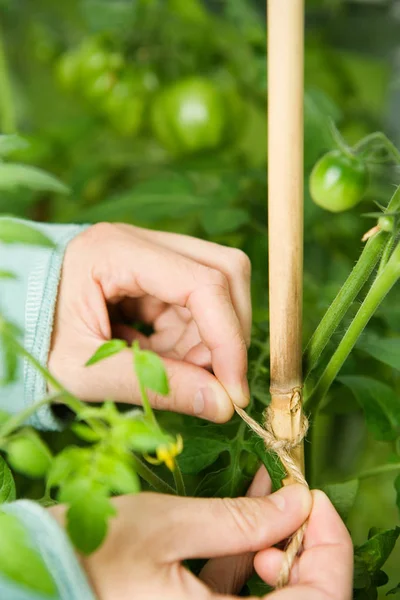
<box><xmin>267</xmin><ymin>0</ymin><xmax>305</xmax><ymax>484</ymax></box>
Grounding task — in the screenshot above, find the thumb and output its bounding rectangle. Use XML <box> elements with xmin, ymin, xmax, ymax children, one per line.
<box><xmin>70</xmin><ymin>344</ymin><xmax>234</xmax><ymax>423</ymax></box>
<box><xmin>157</xmin><ymin>484</ymin><xmax>311</xmax><ymax>563</ymax></box>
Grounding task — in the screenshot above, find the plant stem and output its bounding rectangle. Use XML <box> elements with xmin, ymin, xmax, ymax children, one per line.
<box><xmin>304</xmin><ymin>184</ymin><xmax>400</xmax><ymax>378</ymax></box>
<box><xmin>353</xmin><ymin>132</ymin><xmax>400</xmax><ymax>164</ymax></box>
<box><xmin>0</xmin><ymin>396</ymin><xmax>56</xmax><ymax>439</ymax></box>
<box><xmin>378</xmin><ymin>232</ymin><xmax>397</xmax><ymax>276</ymax></box>
<box><xmin>305</xmin><ymin>242</ymin><xmax>400</xmax><ymax>414</ymax></box>
<box><xmin>172</xmin><ymin>462</ymin><xmax>186</xmax><ymax>496</ymax></box>
<box><xmin>131</xmin><ymin>455</ymin><xmax>176</xmax><ymax>495</ymax></box>
<box><xmin>139</xmin><ymin>381</ymin><xmax>160</xmax><ymax>429</ymax></box>
<box><xmin>357</xmin><ymin>462</ymin><xmax>400</xmax><ymax>480</ymax></box>
<box><xmin>304</xmin><ymin>230</ymin><xmax>386</xmax><ymax>379</ymax></box>
<box><xmin>0</xmin><ymin>24</ymin><xmax>16</xmax><ymax>133</ymax></box>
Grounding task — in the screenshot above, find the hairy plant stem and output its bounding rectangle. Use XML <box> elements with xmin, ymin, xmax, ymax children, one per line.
<box><xmin>0</xmin><ymin>395</ymin><xmax>56</xmax><ymax>440</ymax></box>
<box><xmin>305</xmin><ymin>242</ymin><xmax>400</xmax><ymax>414</ymax></box>
<box><xmin>304</xmin><ymin>184</ymin><xmax>400</xmax><ymax>380</ymax></box>
<box><xmin>304</xmin><ymin>231</ymin><xmax>386</xmax><ymax>379</ymax></box>
<box><xmin>131</xmin><ymin>455</ymin><xmax>176</xmax><ymax>495</ymax></box>
<box><xmin>0</xmin><ymin>24</ymin><xmax>16</xmax><ymax>133</ymax></box>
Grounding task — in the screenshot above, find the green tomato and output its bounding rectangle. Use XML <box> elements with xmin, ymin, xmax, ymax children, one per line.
<box><xmin>102</xmin><ymin>78</ymin><xmax>145</xmax><ymax>137</ymax></box>
<box><xmin>150</xmin><ymin>77</ymin><xmax>226</xmax><ymax>154</ymax></box>
<box><xmin>378</xmin><ymin>215</ymin><xmax>394</xmax><ymax>232</ymax></box>
<box><xmin>6</xmin><ymin>436</ymin><xmax>52</xmax><ymax>479</ymax></box>
<box><xmin>309</xmin><ymin>150</ymin><xmax>368</xmax><ymax>213</ymax></box>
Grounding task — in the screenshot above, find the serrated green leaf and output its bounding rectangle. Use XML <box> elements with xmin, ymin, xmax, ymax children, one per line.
<box><xmin>249</xmin><ymin>437</ymin><xmax>286</xmax><ymax>491</ymax></box>
<box><xmin>340</xmin><ymin>376</ymin><xmax>400</xmax><ymax>441</ymax></box>
<box><xmin>133</xmin><ymin>345</ymin><xmax>169</xmax><ymax>395</ymax></box>
<box><xmin>178</xmin><ymin>437</ymin><xmax>227</xmax><ymax>474</ymax></box>
<box><xmin>200</xmin><ymin>208</ymin><xmax>249</xmax><ymax>235</ymax></box>
<box><xmin>64</xmin><ymin>482</ymin><xmax>116</xmax><ymax>555</ymax></box>
<box><xmin>355</xmin><ymin>526</ymin><xmax>400</xmax><ymax>575</ymax></box>
<box><xmin>85</xmin><ymin>339</ymin><xmax>128</xmax><ymax>366</ymax></box>
<box><xmin>0</xmin><ymin>164</ymin><xmax>69</xmax><ymax>194</ymax></box>
<box><xmin>0</xmin><ymin>511</ymin><xmax>56</xmax><ymax>595</ymax></box>
<box><xmin>357</xmin><ymin>334</ymin><xmax>400</xmax><ymax>372</ymax></box>
<box><xmin>0</xmin><ymin>135</ymin><xmax>29</xmax><ymax>157</ymax></box>
<box><xmin>0</xmin><ymin>218</ymin><xmax>55</xmax><ymax>247</ymax></box>
<box><xmin>0</xmin><ymin>456</ymin><xmax>15</xmax><ymax>503</ymax></box>
<box><xmin>323</xmin><ymin>479</ymin><xmax>359</xmax><ymax>522</ymax></box>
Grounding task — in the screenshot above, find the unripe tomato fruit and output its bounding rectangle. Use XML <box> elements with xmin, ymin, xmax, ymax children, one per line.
<box><xmin>378</xmin><ymin>215</ymin><xmax>394</xmax><ymax>232</ymax></box>
<box><xmin>150</xmin><ymin>77</ymin><xmax>225</xmax><ymax>154</ymax></box>
<box><xmin>6</xmin><ymin>437</ymin><xmax>52</xmax><ymax>479</ymax></box>
<box><xmin>309</xmin><ymin>150</ymin><xmax>368</xmax><ymax>213</ymax></box>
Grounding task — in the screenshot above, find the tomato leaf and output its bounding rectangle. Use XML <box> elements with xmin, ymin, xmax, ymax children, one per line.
<box><xmin>387</xmin><ymin>582</ymin><xmax>400</xmax><ymax>596</ymax></box>
<box><xmin>357</xmin><ymin>334</ymin><xmax>400</xmax><ymax>372</ymax></box>
<box><xmin>0</xmin><ymin>511</ymin><xmax>57</xmax><ymax>595</ymax></box>
<box><xmin>323</xmin><ymin>479</ymin><xmax>359</xmax><ymax>522</ymax></box>
<box><xmin>62</xmin><ymin>481</ymin><xmax>116</xmax><ymax>555</ymax></box>
<box><xmin>0</xmin><ymin>218</ymin><xmax>55</xmax><ymax>247</ymax></box>
<box><xmin>0</xmin><ymin>456</ymin><xmax>16</xmax><ymax>503</ymax></box>
<box><xmin>178</xmin><ymin>437</ymin><xmax>227</xmax><ymax>474</ymax></box>
<box><xmin>354</xmin><ymin>527</ymin><xmax>400</xmax><ymax>582</ymax></box>
<box><xmin>339</xmin><ymin>376</ymin><xmax>400</xmax><ymax>441</ymax></box>
<box><xmin>0</xmin><ymin>164</ymin><xmax>69</xmax><ymax>194</ymax></box>
<box><xmin>133</xmin><ymin>345</ymin><xmax>169</xmax><ymax>395</ymax></box>
<box><xmin>0</xmin><ymin>135</ymin><xmax>29</xmax><ymax>158</ymax></box>
<box><xmin>85</xmin><ymin>339</ymin><xmax>128</xmax><ymax>366</ymax></box>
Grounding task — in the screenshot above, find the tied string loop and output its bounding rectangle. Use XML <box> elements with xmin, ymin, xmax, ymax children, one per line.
<box><xmin>234</xmin><ymin>390</ymin><xmax>309</xmax><ymax>589</ymax></box>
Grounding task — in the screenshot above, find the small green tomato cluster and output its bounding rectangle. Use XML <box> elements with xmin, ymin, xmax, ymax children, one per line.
<box><xmin>56</xmin><ymin>38</ymin><xmax>247</xmax><ymax>154</ymax></box>
<box><xmin>56</xmin><ymin>38</ymin><xmax>157</xmax><ymax>137</ymax></box>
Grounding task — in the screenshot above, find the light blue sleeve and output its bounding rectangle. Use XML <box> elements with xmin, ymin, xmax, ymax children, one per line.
<box><xmin>0</xmin><ymin>218</ymin><xmax>87</xmax><ymax>429</ymax></box>
<box><xmin>0</xmin><ymin>219</ymin><xmax>96</xmax><ymax>600</ymax></box>
<box><xmin>0</xmin><ymin>500</ymin><xmax>96</xmax><ymax>600</ymax></box>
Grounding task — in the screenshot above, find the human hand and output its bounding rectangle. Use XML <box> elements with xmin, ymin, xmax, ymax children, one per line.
<box><xmin>49</xmin><ymin>223</ymin><xmax>252</xmax><ymax>421</ymax></box>
<box><xmin>202</xmin><ymin>472</ymin><xmax>353</xmax><ymax>599</ymax></box>
<box><xmin>50</xmin><ymin>471</ymin><xmax>312</xmax><ymax>600</ymax></box>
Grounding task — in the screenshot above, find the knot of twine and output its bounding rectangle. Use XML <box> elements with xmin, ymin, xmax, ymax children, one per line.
<box><xmin>234</xmin><ymin>388</ymin><xmax>309</xmax><ymax>589</ymax></box>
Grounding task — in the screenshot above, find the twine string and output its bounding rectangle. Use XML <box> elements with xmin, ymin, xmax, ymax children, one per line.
<box><xmin>234</xmin><ymin>389</ymin><xmax>309</xmax><ymax>589</ymax></box>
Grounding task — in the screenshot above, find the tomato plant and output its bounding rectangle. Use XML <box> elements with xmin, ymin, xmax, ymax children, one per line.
<box><xmin>1</xmin><ymin>0</ymin><xmax>400</xmax><ymax>598</ymax></box>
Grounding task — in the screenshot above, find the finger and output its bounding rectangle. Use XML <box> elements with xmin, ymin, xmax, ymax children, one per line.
<box><xmin>153</xmin><ymin>484</ymin><xmax>311</xmax><ymax>563</ymax></box>
<box><xmin>94</xmin><ymin>226</ymin><xmax>249</xmax><ymax>407</ymax></box>
<box><xmin>254</xmin><ymin>491</ymin><xmax>353</xmax><ymax>599</ymax></box>
<box><xmin>119</xmin><ymin>296</ymin><xmax>167</xmax><ymax>324</ymax></box>
<box><xmin>200</xmin><ymin>467</ymin><xmax>271</xmax><ymax>595</ymax></box>
<box><xmin>125</xmin><ymin>226</ymin><xmax>252</xmax><ymax>346</ymax></box>
<box><xmin>75</xmin><ymin>345</ymin><xmax>235</xmax><ymax>422</ymax></box>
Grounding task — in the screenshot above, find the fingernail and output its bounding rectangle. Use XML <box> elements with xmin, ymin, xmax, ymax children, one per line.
<box><xmin>269</xmin><ymin>484</ymin><xmax>310</xmax><ymax>513</ymax></box>
<box><xmin>193</xmin><ymin>387</ymin><xmax>217</xmax><ymax>418</ymax></box>
<box><xmin>227</xmin><ymin>383</ymin><xmax>250</xmax><ymax>408</ymax></box>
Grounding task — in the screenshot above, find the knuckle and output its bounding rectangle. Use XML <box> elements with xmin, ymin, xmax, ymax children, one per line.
<box><xmin>86</xmin><ymin>221</ymin><xmax>118</xmax><ymax>242</ymax></box>
<box><xmin>218</xmin><ymin>497</ymin><xmax>261</xmax><ymax>545</ymax></box>
<box><xmin>203</xmin><ymin>267</ymin><xmax>228</xmax><ymax>289</ymax></box>
<box><xmin>229</xmin><ymin>249</ymin><xmax>252</xmax><ymax>278</ymax></box>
